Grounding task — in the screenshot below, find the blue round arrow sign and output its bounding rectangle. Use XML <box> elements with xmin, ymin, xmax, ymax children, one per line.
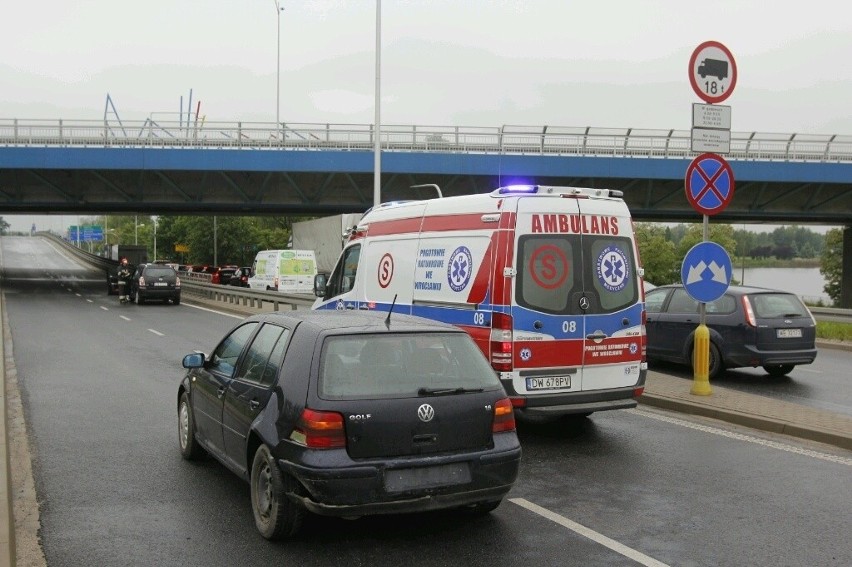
<box><xmin>685</xmin><ymin>153</ymin><xmax>735</xmax><ymax>216</ymax></box>
<box><xmin>681</xmin><ymin>241</ymin><xmax>732</xmax><ymax>303</ymax></box>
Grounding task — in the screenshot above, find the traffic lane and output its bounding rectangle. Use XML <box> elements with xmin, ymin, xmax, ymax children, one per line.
<box><xmin>5</xmin><ymin>272</ymin><xmax>851</xmax><ymax>566</ymax></box>
<box><xmin>11</xmin><ymin>298</ymin><xmax>852</xmax><ymax>567</ymax></box>
<box><xmin>513</xmin><ymin>409</ymin><xmax>852</xmax><ymax>566</ymax></box>
<box><xmin>1</xmin><ymin>235</ymin><xmax>104</xmax><ymax>279</ymax></box>
<box><xmin>649</xmin><ymin>347</ymin><xmax>852</xmax><ymax>417</ymax></box>
<box><xmin>5</xmin><ymin>288</ymin><xmax>657</xmax><ymax>566</ymax></box>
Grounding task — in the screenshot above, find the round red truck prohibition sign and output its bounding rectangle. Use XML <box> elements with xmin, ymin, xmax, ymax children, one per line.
<box><xmin>689</xmin><ymin>40</ymin><xmax>737</xmax><ymax>104</ymax></box>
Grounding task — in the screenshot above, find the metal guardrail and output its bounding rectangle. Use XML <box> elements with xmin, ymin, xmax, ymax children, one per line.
<box><xmin>179</xmin><ymin>279</ymin><xmax>315</xmax><ymax>312</ymax></box>
<box><xmin>2</xmin><ymin>119</ymin><xmax>852</xmax><ymax>163</ymax></box>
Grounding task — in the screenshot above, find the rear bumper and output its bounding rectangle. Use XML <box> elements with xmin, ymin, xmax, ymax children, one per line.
<box><xmin>506</xmin><ymin>370</ymin><xmax>647</xmax><ymax>418</ymax></box>
<box><xmin>278</xmin><ymin>436</ymin><xmax>521</xmax><ymax>517</ymax></box>
<box><xmin>724</xmin><ymin>345</ymin><xmax>817</xmax><ymax>368</ymax></box>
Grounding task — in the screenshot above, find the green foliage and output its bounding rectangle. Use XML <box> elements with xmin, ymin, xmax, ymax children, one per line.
<box><xmin>816</xmin><ymin>321</ymin><xmax>852</xmax><ymax>341</ymax></box>
<box><xmin>634</xmin><ymin>224</ymin><xmax>678</xmax><ymax>285</ymax></box>
<box><xmin>820</xmin><ymin>228</ymin><xmax>843</xmax><ymax>304</ymax></box>
<box><xmin>0</xmin><ymin>216</ymin><xmax>9</xmax><ymax>235</ymax></box>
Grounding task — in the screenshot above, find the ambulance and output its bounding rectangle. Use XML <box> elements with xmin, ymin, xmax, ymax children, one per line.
<box><xmin>313</xmin><ymin>185</ymin><xmax>647</xmax><ymax>418</ymax></box>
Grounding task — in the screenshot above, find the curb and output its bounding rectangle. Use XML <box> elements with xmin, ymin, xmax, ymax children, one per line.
<box><xmin>638</xmin><ymin>394</ymin><xmax>852</xmax><ymax>451</ymax></box>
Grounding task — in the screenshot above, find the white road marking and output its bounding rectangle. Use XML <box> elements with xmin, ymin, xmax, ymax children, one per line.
<box><xmin>182</xmin><ymin>302</ymin><xmax>246</xmax><ymax>320</ymax></box>
<box><xmin>509</xmin><ymin>498</ymin><xmax>670</xmax><ymax>567</ymax></box>
<box><xmin>148</xmin><ymin>329</ymin><xmax>165</xmax><ymax>336</ymax></box>
<box><xmin>75</xmin><ymin>293</ymin><xmax>82</xmax><ymax>297</ymax></box>
<box><xmin>630</xmin><ymin>408</ymin><xmax>852</xmax><ymax>466</ymax></box>
<box><xmin>100</xmin><ymin>306</ymin><xmax>109</xmax><ymax>311</ymax></box>
<box><xmin>119</xmin><ymin>316</ymin><xmax>131</xmax><ymax>321</ymax></box>
<box><xmin>86</xmin><ymin>299</ymin><xmax>93</xmax><ymax>303</ymax></box>
<box><xmin>797</xmin><ymin>367</ymin><xmax>822</xmax><ymax>374</ymax></box>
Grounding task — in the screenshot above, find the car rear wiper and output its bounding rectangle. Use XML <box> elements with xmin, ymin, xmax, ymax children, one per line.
<box><xmin>417</xmin><ymin>386</ymin><xmax>484</xmax><ymax>396</ymax></box>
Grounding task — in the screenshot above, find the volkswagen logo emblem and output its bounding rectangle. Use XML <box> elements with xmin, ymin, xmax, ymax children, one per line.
<box><xmin>417</xmin><ymin>404</ymin><xmax>435</xmax><ymax>422</ymax></box>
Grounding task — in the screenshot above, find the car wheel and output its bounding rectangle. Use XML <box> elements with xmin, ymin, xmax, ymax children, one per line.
<box><xmin>173</xmin><ymin>296</ymin><xmax>181</xmax><ymax>305</ymax></box>
<box><xmin>135</xmin><ymin>290</ymin><xmax>145</xmax><ymax>305</ymax></box>
<box><xmin>763</xmin><ymin>364</ymin><xmax>794</xmax><ymax>377</ymax></box>
<box><xmin>462</xmin><ymin>499</ymin><xmax>503</xmax><ymax>515</ymax></box>
<box><xmin>178</xmin><ymin>392</ymin><xmax>205</xmax><ymax>460</ymax></box>
<box><xmin>251</xmin><ymin>444</ymin><xmax>304</xmax><ymax>540</ymax></box>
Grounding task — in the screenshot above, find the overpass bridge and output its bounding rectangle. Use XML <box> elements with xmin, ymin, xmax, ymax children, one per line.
<box><xmin>2</xmin><ymin>117</ymin><xmax>851</xmax><ymax>307</ymax></box>
<box><xmin>1</xmin><ymin>118</ymin><xmax>851</xmax><ymax>224</ymax></box>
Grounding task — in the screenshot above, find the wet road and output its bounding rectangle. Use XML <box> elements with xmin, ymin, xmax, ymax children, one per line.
<box><xmin>3</xmin><ymin>235</ymin><xmax>851</xmax><ymax>567</ymax></box>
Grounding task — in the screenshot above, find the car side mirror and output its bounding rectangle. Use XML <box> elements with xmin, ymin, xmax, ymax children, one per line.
<box><xmin>182</xmin><ymin>353</ymin><xmax>206</xmax><ymax>369</ymax></box>
<box><xmin>314</xmin><ymin>273</ymin><xmax>328</xmax><ymax>297</ymax></box>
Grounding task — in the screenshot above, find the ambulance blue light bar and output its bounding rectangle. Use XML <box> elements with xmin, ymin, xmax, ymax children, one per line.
<box><xmin>495</xmin><ymin>185</ymin><xmax>539</xmax><ymax>195</ymax></box>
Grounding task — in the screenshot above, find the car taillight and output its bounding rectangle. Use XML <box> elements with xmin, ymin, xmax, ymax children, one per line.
<box><xmin>742</xmin><ymin>296</ymin><xmax>757</xmax><ymax>327</ymax></box>
<box><xmin>290</xmin><ymin>409</ymin><xmax>345</xmax><ymax>449</ymax></box>
<box><xmin>175</xmin><ymin>276</ymin><xmax>181</xmax><ymax>288</ymax></box>
<box><xmin>138</xmin><ymin>276</ymin><xmax>146</xmax><ymax>286</ymax></box>
<box><xmin>490</xmin><ymin>312</ymin><xmax>513</xmax><ymax>372</ymax></box>
<box><xmin>492</xmin><ymin>398</ymin><xmax>516</xmax><ymax>433</ymax></box>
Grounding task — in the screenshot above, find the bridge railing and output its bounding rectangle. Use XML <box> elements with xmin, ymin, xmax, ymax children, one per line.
<box><xmin>1</xmin><ymin>118</ymin><xmax>851</xmax><ymax>162</ymax></box>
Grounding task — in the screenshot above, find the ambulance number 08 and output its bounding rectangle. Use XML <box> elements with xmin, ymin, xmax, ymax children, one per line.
<box><xmin>562</xmin><ymin>321</ymin><xmax>577</xmax><ymax>334</ymax></box>
<box><xmin>474</xmin><ymin>312</ymin><xmax>485</xmax><ymax>326</ymax></box>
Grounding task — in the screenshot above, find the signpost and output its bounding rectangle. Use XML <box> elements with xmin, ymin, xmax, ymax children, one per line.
<box><xmin>684</xmin><ymin>40</ymin><xmax>738</xmax><ymax>396</ymax></box>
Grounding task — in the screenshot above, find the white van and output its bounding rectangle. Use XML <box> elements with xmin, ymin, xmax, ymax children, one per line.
<box><xmin>313</xmin><ymin>185</ymin><xmax>647</xmax><ymax>418</ymax></box>
<box><xmin>248</xmin><ymin>249</ymin><xmax>318</xmax><ymax>294</ymax></box>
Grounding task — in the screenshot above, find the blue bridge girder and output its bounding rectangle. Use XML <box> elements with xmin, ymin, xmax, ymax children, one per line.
<box><xmin>1</xmin><ymin>119</ymin><xmax>851</xmax><ymax>224</ymax></box>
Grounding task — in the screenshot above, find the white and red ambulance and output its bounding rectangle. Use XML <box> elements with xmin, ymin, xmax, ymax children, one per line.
<box><xmin>313</xmin><ymin>185</ymin><xmax>647</xmax><ymax>418</ymax></box>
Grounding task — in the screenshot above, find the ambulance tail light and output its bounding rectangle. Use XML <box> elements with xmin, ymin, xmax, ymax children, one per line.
<box><xmin>490</xmin><ymin>312</ymin><xmax>514</xmax><ymax>372</ymax></box>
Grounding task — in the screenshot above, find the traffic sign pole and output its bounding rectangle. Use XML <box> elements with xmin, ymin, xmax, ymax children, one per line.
<box><xmin>692</xmin><ymin>215</ymin><xmax>712</xmax><ymax>396</ymax></box>
<box><xmin>685</xmin><ymin>40</ymin><xmax>737</xmax><ymax>396</ymax></box>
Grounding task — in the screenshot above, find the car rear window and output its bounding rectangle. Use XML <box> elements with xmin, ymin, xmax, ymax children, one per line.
<box><xmin>750</xmin><ymin>293</ymin><xmax>808</xmax><ymax>318</ymax></box>
<box><xmin>319</xmin><ymin>332</ymin><xmax>501</xmax><ymax>399</ymax></box>
<box><xmin>144</xmin><ymin>267</ymin><xmax>176</xmax><ymax>278</ymax></box>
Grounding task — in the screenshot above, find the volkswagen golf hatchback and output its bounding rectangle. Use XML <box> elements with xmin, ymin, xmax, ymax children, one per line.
<box><xmin>645</xmin><ymin>284</ymin><xmax>817</xmax><ymax>378</ymax></box>
<box><xmin>177</xmin><ymin>310</ymin><xmax>521</xmax><ymax>540</ymax></box>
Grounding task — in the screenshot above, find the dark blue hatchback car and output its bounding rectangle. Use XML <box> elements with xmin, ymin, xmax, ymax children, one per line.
<box><xmin>644</xmin><ymin>284</ymin><xmax>817</xmax><ymax>378</ymax></box>
<box><xmin>177</xmin><ymin>310</ymin><xmax>521</xmax><ymax>540</ymax></box>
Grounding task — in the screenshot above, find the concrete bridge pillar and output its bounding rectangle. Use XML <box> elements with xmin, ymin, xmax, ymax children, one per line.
<box><xmin>842</xmin><ymin>227</ymin><xmax>852</xmax><ymax>309</ymax></box>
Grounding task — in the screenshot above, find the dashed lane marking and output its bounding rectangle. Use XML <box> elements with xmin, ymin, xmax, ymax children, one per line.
<box><xmin>509</xmin><ymin>498</ymin><xmax>670</xmax><ymax>567</ymax></box>
<box><xmin>119</xmin><ymin>316</ymin><xmax>131</xmax><ymax>321</ymax></box>
<box><xmin>148</xmin><ymin>329</ymin><xmax>165</xmax><ymax>337</ymax></box>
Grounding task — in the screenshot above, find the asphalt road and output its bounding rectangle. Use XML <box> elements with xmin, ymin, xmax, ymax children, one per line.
<box><xmin>3</xmin><ymin>235</ymin><xmax>852</xmax><ymax>567</ymax></box>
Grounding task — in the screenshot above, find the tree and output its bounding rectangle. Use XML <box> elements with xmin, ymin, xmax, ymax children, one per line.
<box><xmin>634</xmin><ymin>223</ymin><xmax>678</xmax><ymax>285</ymax></box>
<box><xmin>820</xmin><ymin>228</ymin><xmax>843</xmax><ymax>305</ymax></box>
<box><xmin>0</xmin><ymin>217</ymin><xmax>9</xmax><ymax>235</ymax></box>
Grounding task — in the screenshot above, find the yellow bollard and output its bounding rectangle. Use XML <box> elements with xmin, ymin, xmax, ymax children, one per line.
<box><xmin>691</xmin><ymin>323</ymin><xmax>713</xmax><ymax>396</ymax></box>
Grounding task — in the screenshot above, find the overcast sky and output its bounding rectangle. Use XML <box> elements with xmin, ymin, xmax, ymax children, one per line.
<box><xmin>3</xmin><ymin>0</ymin><xmax>850</xmax><ymax>233</ymax></box>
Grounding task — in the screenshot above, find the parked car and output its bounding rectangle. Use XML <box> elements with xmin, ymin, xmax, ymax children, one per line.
<box><xmin>128</xmin><ymin>264</ymin><xmax>181</xmax><ymax>305</ymax></box>
<box><xmin>211</xmin><ymin>266</ymin><xmax>238</xmax><ymax>285</ymax></box>
<box><xmin>228</xmin><ymin>266</ymin><xmax>253</xmax><ymax>287</ymax></box>
<box><xmin>177</xmin><ymin>310</ymin><xmax>521</xmax><ymax>540</ymax></box>
<box><xmin>644</xmin><ymin>284</ymin><xmax>817</xmax><ymax>378</ymax></box>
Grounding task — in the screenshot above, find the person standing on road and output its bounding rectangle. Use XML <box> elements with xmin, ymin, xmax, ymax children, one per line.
<box><xmin>117</xmin><ymin>257</ymin><xmax>133</xmax><ymax>302</ymax></box>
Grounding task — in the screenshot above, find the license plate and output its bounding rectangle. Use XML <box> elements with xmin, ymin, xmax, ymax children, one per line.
<box><xmin>526</xmin><ymin>375</ymin><xmax>571</xmax><ymax>391</ymax></box>
<box><xmin>384</xmin><ymin>463</ymin><xmax>471</xmax><ymax>492</ymax></box>
<box><xmin>153</xmin><ymin>282</ymin><xmax>168</xmax><ymax>287</ymax></box>
<box><xmin>777</xmin><ymin>328</ymin><xmax>802</xmax><ymax>338</ymax></box>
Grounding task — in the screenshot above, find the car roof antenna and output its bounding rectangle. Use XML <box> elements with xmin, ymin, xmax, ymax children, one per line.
<box><xmin>385</xmin><ymin>294</ymin><xmax>398</xmax><ymax>328</ymax></box>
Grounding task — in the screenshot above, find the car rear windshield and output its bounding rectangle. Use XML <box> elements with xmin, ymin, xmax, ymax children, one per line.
<box><xmin>144</xmin><ymin>267</ymin><xmax>176</xmax><ymax>278</ymax></box>
<box><xmin>319</xmin><ymin>332</ymin><xmax>501</xmax><ymax>399</ymax></box>
<box><xmin>750</xmin><ymin>293</ymin><xmax>809</xmax><ymax>318</ymax></box>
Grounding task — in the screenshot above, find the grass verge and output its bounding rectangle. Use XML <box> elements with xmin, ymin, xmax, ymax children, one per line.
<box><xmin>816</xmin><ymin>321</ymin><xmax>852</xmax><ymax>342</ymax></box>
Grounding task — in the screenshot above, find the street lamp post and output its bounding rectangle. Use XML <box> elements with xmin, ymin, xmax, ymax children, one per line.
<box><xmin>273</xmin><ymin>1</ymin><xmax>283</xmax><ymax>134</ymax></box>
<box><xmin>153</xmin><ymin>217</ymin><xmax>158</xmax><ymax>262</ymax></box>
